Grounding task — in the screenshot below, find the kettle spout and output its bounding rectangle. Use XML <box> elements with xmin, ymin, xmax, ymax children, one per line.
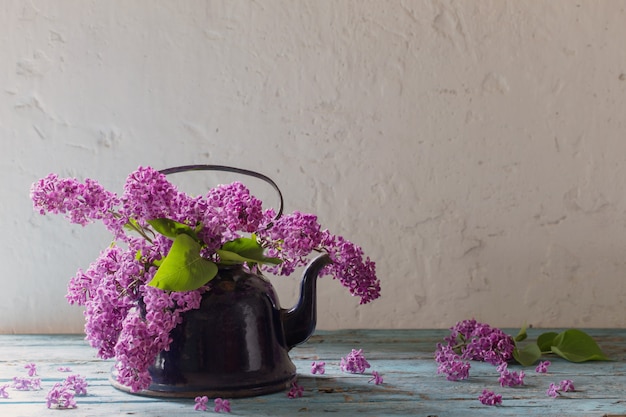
<box><xmin>282</xmin><ymin>253</ymin><xmax>332</xmax><ymax>349</ymax></box>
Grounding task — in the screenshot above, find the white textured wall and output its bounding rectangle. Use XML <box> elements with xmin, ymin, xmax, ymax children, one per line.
<box><xmin>2</xmin><ymin>1</ymin><xmax>626</xmax><ymax>333</ymax></box>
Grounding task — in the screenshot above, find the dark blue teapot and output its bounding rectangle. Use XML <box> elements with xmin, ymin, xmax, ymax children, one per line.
<box><xmin>111</xmin><ymin>165</ymin><xmax>332</xmax><ymax>398</ymax></box>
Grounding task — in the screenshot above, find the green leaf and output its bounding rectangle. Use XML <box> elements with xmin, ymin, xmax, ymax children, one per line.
<box><xmin>218</xmin><ymin>237</ymin><xmax>282</xmax><ymax>265</ymax></box>
<box><xmin>513</xmin><ymin>342</ymin><xmax>542</xmax><ymax>366</ymax></box>
<box><xmin>514</xmin><ymin>324</ymin><xmax>528</xmax><ymax>343</ymax></box>
<box><xmin>550</xmin><ymin>329</ymin><xmax>611</xmax><ymax>362</ymax></box>
<box><xmin>147</xmin><ymin>234</ymin><xmax>218</xmax><ymax>291</ymax></box>
<box><xmin>148</xmin><ymin>218</ymin><xmax>198</xmax><ymax>240</ymax></box>
<box><xmin>537</xmin><ymin>331</ymin><xmax>558</xmax><ymax>352</ymax></box>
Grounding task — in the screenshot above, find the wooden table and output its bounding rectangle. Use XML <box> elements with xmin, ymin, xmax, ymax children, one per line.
<box><xmin>1</xmin><ymin>329</ymin><xmax>625</xmax><ymax>416</ymax></box>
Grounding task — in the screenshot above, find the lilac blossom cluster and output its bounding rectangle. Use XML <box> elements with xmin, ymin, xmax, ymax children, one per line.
<box><xmin>437</xmin><ymin>320</ymin><xmax>580</xmax><ymax>407</ymax></box>
<box><xmin>12</xmin><ymin>376</ymin><xmax>41</xmax><ymax>391</ymax></box>
<box><xmin>340</xmin><ymin>349</ymin><xmax>371</xmax><ymax>373</ymax></box>
<box><xmin>435</xmin><ymin>319</ymin><xmax>516</xmax><ymax>381</ymax></box>
<box><xmin>31</xmin><ymin>166</ymin><xmax>381</xmax><ymax>392</ymax></box>
<box><xmin>478</xmin><ymin>389</ymin><xmax>502</xmax><ymax>406</ymax></box>
<box><xmin>46</xmin><ymin>374</ymin><xmax>88</xmax><ymax>409</ymax></box>
<box><xmin>497</xmin><ymin>363</ymin><xmax>525</xmax><ymax>387</ymax></box>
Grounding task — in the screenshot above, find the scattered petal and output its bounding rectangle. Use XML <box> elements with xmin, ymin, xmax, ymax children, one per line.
<box><xmin>560</xmin><ymin>379</ymin><xmax>575</xmax><ymax>392</ymax></box>
<box><xmin>535</xmin><ymin>360</ymin><xmax>551</xmax><ymax>373</ymax></box>
<box><xmin>287</xmin><ymin>381</ymin><xmax>304</xmax><ymax>399</ymax></box>
<box><xmin>478</xmin><ymin>389</ymin><xmax>502</xmax><ymax>406</ymax></box>
<box><xmin>194</xmin><ymin>396</ymin><xmax>208</xmax><ymax>411</ymax></box>
<box><xmin>368</xmin><ymin>371</ymin><xmax>384</xmax><ymax>385</ymax></box>
<box><xmin>546</xmin><ymin>382</ymin><xmax>561</xmax><ymax>398</ymax></box>
<box><xmin>24</xmin><ymin>363</ymin><xmax>37</xmax><ymax>377</ymax></box>
<box><xmin>214</xmin><ymin>397</ymin><xmax>231</xmax><ymax>412</ymax></box>
<box><xmin>311</xmin><ymin>361</ymin><xmax>326</xmax><ymax>375</ymax></box>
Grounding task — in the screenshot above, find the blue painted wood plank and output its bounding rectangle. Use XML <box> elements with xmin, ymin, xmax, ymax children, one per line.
<box><xmin>0</xmin><ymin>330</ymin><xmax>625</xmax><ymax>416</ymax></box>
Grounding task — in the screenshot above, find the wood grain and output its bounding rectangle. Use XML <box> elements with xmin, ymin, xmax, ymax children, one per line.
<box><xmin>1</xmin><ymin>329</ymin><xmax>625</xmax><ymax>416</ymax></box>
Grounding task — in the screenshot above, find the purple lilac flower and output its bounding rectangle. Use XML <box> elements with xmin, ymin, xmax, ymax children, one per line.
<box><xmin>449</xmin><ymin>319</ymin><xmax>515</xmax><ymax>365</ymax></box>
<box><xmin>287</xmin><ymin>381</ymin><xmax>304</xmax><ymax>399</ymax></box>
<box><xmin>12</xmin><ymin>377</ymin><xmax>41</xmax><ymax>391</ymax></box>
<box><xmin>32</xmin><ymin>166</ymin><xmax>382</xmax><ymax>393</ymax></box>
<box><xmin>119</xmin><ymin>166</ymin><xmax>179</xmax><ymax>225</ymax></box>
<box><xmin>496</xmin><ymin>363</ymin><xmax>525</xmax><ymax>387</ymax></box>
<box><xmin>257</xmin><ymin>215</ymin><xmax>381</xmax><ymax>305</ymax></box>
<box><xmin>535</xmin><ymin>360</ymin><xmax>551</xmax><ymax>373</ymax></box>
<box><xmin>0</xmin><ymin>384</ymin><xmax>9</xmax><ymax>398</ymax></box>
<box><xmin>340</xmin><ymin>349</ymin><xmax>371</xmax><ymax>374</ymax></box>
<box><xmin>311</xmin><ymin>361</ymin><xmax>326</xmax><ymax>375</ymax></box>
<box><xmin>214</xmin><ymin>397</ymin><xmax>231</xmax><ymax>412</ymax></box>
<box><xmin>320</xmin><ymin>232</ymin><xmax>381</xmax><ymax>304</ymax></box>
<box><xmin>207</xmin><ymin>181</ymin><xmax>264</xmax><ymax>234</ymax></box>
<box><xmin>436</xmin><ymin>320</ymin><xmax>519</xmax><ymax>382</ymax></box>
<box><xmin>478</xmin><ymin>389</ymin><xmax>502</xmax><ymax>406</ymax></box>
<box><xmin>259</xmin><ymin>211</ymin><xmax>324</xmax><ymax>275</ymax></box>
<box><xmin>30</xmin><ymin>173</ymin><xmax>119</xmax><ymax>228</ymax></box>
<box><xmin>435</xmin><ymin>344</ymin><xmax>471</xmax><ymax>381</ymax></box>
<box><xmin>113</xmin><ymin>286</ymin><xmax>204</xmax><ymax>391</ymax></box>
<box><xmin>546</xmin><ymin>379</ymin><xmax>576</xmax><ymax>398</ymax></box>
<box><xmin>369</xmin><ymin>371</ymin><xmax>384</xmax><ymax>385</ymax></box>
<box><xmin>46</xmin><ymin>382</ymin><xmax>77</xmax><ymax>409</ymax></box>
<box><xmin>24</xmin><ymin>363</ymin><xmax>37</xmax><ymax>377</ymax></box>
<box><xmin>194</xmin><ymin>396</ymin><xmax>208</xmax><ymax>411</ymax></box>
<box><xmin>560</xmin><ymin>379</ymin><xmax>575</xmax><ymax>392</ymax></box>
<box><xmin>63</xmin><ymin>375</ymin><xmax>88</xmax><ymax>396</ymax></box>
<box><xmin>547</xmin><ymin>382</ymin><xmax>560</xmax><ymax>398</ymax></box>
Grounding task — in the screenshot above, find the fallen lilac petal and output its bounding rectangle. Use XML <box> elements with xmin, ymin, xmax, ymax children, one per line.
<box><xmin>478</xmin><ymin>389</ymin><xmax>502</xmax><ymax>406</ymax></box>
<box><xmin>24</xmin><ymin>363</ymin><xmax>37</xmax><ymax>377</ymax></box>
<box><xmin>311</xmin><ymin>361</ymin><xmax>326</xmax><ymax>375</ymax></box>
<box><xmin>214</xmin><ymin>397</ymin><xmax>231</xmax><ymax>412</ymax></box>
<box><xmin>368</xmin><ymin>371</ymin><xmax>384</xmax><ymax>385</ymax></box>
<box><xmin>546</xmin><ymin>382</ymin><xmax>560</xmax><ymax>398</ymax></box>
<box><xmin>560</xmin><ymin>379</ymin><xmax>575</xmax><ymax>392</ymax></box>
<box><xmin>194</xmin><ymin>395</ymin><xmax>208</xmax><ymax>411</ymax></box>
<box><xmin>287</xmin><ymin>382</ymin><xmax>304</xmax><ymax>398</ymax></box>
<box><xmin>535</xmin><ymin>360</ymin><xmax>551</xmax><ymax>373</ymax></box>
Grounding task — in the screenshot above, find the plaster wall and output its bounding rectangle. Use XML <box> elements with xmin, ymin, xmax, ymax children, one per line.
<box><xmin>2</xmin><ymin>0</ymin><xmax>626</xmax><ymax>333</ymax></box>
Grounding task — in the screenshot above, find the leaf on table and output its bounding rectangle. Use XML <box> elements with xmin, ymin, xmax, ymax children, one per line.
<box><xmin>537</xmin><ymin>331</ymin><xmax>558</xmax><ymax>352</ymax></box>
<box><xmin>550</xmin><ymin>329</ymin><xmax>611</xmax><ymax>362</ymax></box>
<box><xmin>513</xmin><ymin>343</ymin><xmax>542</xmax><ymax>366</ymax></box>
<box><xmin>514</xmin><ymin>324</ymin><xmax>528</xmax><ymax>342</ymax></box>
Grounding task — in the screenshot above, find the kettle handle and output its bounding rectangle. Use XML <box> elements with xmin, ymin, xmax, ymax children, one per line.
<box><xmin>159</xmin><ymin>164</ymin><xmax>284</xmax><ymax>220</ymax></box>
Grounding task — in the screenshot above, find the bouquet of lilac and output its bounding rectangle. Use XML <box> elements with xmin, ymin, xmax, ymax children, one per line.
<box><xmin>30</xmin><ymin>165</ymin><xmax>380</xmax><ymax>392</ymax></box>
